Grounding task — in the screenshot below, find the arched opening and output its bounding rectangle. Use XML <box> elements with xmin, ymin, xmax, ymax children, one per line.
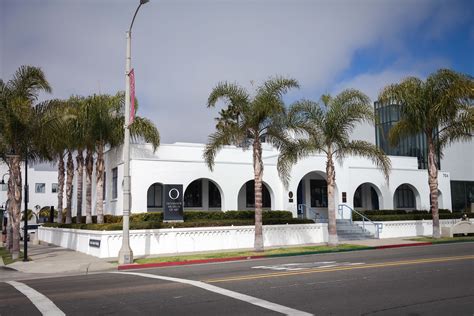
<box><xmin>147</xmin><ymin>182</ymin><xmax>164</xmax><ymax>212</ymax></box>
<box><xmin>353</xmin><ymin>183</ymin><xmax>382</xmax><ymax>210</ymax></box>
<box><xmin>394</xmin><ymin>184</ymin><xmax>419</xmax><ymax>210</ymax></box>
<box><xmin>237</xmin><ymin>180</ymin><xmax>273</xmax><ymax>210</ymax></box>
<box><xmin>296</xmin><ymin>171</ymin><xmax>331</xmax><ymax>221</ymax></box>
<box><xmin>184</xmin><ymin>178</ymin><xmax>223</xmax><ymax>211</ymax></box>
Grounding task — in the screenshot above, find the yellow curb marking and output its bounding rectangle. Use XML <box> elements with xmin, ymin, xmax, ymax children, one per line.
<box><xmin>204</xmin><ymin>255</ymin><xmax>474</xmax><ymax>283</ymax></box>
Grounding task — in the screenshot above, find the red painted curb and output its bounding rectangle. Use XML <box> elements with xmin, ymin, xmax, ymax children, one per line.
<box><xmin>118</xmin><ymin>255</ymin><xmax>266</xmax><ymax>270</ymax></box>
<box><xmin>375</xmin><ymin>242</ymin><xmax>433</xmax><ymax>249</ymax></box>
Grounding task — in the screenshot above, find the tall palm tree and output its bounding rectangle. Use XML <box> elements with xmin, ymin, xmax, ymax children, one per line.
<box><xmin>88</xmin><ymin>92</ymin><xmax>160</xmax><ymax>224</ymax></box>
<box><xmin>0</xmin><ymin>65</ymin><xmax>52</xmax><ymax>259</ymax></box>
<box><xmin>379</xmin><ymin>69</ymin><xmax>474</xmax><ymax>238</ymax></box>
<box><xmin>205</xmin><ymin>77</ymin><xmax>299</xmax><ymax>252</ymax></box>
<box><xmin>277</xmin><ymin>90</ymin><xmax>391</xmax><ymax>246</ymax></box>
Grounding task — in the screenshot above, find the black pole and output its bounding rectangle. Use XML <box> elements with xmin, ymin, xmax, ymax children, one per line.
<box><xmin>23</xmin><ymin>156</ymin><xmax>28</xmax><ymax>262</ymax></box>
<box><xmin>50</xmin><ymin>206</ymin><xmax>55</xmax><ymax>223</ymax></box>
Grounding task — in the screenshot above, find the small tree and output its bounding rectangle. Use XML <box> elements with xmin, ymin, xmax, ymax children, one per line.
<box><xmin>205</xmin><ymin>76</ymin><xmax>299</xmax><ymax>252</ymax></box>
<box><xmin>278</xmin><ymin>90</ymin><xmax>391</xmax><ymax>246</ymax></box>
<box><xmin>379</xmin><ymin>69</ymin><xmax>474</xmax><ymax>238</ymax></box>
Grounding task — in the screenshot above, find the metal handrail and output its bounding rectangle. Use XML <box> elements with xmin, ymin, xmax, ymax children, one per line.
<box><xmin>338</xmin><ymin>204</ymin><xmax>383</xmax><ymax>238</ymax></box>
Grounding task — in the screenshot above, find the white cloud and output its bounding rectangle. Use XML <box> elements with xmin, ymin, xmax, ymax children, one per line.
<box><xmin>0</xmin><ymin>0</ymin><xmax>463</xmax><ymax>144</ymax></box>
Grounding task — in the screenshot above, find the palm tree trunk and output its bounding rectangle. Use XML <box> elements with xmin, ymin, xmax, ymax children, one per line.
<box><xmin>57</xmin><ymin>154</ymin><xmax>65</xmax><ymax>224</ymax></box>
<box><xmin>326</xmin><ymin>151</ymin><xmax>338</xmax><ymax>246</ymax></box>
<box><xmin>10</xmin><ymin>155</ymin><xmax>22</xmax><ymax>260</ymax></box>
<box><xmin>85</xmin><ymin>148</ymin><xmax>93</xmax><ymax>224</ymax></box>
<box><xmin>65</xmin><ymin>151</ymin><xmax>74</xmax><ymax>224</ymax></box>
<box><xmin>95</xmin><ymin>142</ymin><xmax>105</xmax><ymax>224</ymax></box>
<box><xmin>6</xmin><ymin>170</ymin><xmax>13</xmax><ymax>251</ymax></box>
<box><xmin>427</xmin><ymin>135</ymin><xmax>440</xmax><ymax>239</ymax></box>
<box><xmin>76</xmin><ymin>150</ymin><xmax>84</xmax><ymax>224</ymax></box>
<box><xmin>253</xmin><ymin>139</ymin><xmax>264</xmax><ymax>252</ymax></box>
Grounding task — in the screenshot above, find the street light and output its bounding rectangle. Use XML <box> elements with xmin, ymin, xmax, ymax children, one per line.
<box><xmin>118</xmin><ymin>0</ymin><xmax>149</xmax><ymax>265</ymax></box>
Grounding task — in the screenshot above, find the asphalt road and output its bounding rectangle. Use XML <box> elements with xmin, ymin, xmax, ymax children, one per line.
<box><xmin>1</xmin><ymin>242</ymin><xmax>473</xmax><ymax>315</ymax></box>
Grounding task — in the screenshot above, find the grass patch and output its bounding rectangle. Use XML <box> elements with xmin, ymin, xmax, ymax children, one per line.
<box><xmin>135</xmin><ymin>244</ymin><xmax>368</xmax><ymax>264</ymax></box>
<box><xmin>409</xmin><ymin>236</ymin><xmax>474</xmax><ymax>243</ymax></box>
<box><xmin>0</xmin><ymin>247</ymin><xmax>25</xmax><ymax>265</ymax></box>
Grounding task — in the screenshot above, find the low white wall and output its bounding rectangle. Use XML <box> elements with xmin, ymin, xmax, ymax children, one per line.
<box><xmin>39</xmin><ymin>224</ymin><xmax>328</xmax><ymax>259</ymax></box>
<box><xmin>355</xmin><ymin>219</ymin><xmax>474</xmax><ymax>239</ymax></box>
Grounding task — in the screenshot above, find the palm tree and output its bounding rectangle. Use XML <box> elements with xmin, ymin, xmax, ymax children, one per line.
<box><xmin>277</xmin><ymin>90</ymin><xmax>391</xmax><ymax>246</ymax></box>
<box><xmin>379</xmin><ymin>69</ymin><xmax>474</xmax><ymax>238</ymax></box>
<box><xmin>88</xmin><ymin>93</ymin><xmax>160</xmax><ymax>224</ymax></box>
<box><xmin>205</xmin><ymin>77</ymin><xmax>299</xmax><ymax>252</ymax></box>
<box><xmin>0</xmin><ymin>65</ymin><xmax>52</xmax><ymax>259</ymax></box>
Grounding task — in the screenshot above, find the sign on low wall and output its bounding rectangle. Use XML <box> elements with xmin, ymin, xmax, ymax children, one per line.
<box><xmin>163</xmin><ymin>184</ymin><xmax>183</xmax><ymax>222</ymax></box>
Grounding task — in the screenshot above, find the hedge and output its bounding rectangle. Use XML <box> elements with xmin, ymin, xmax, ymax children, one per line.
<box><xmin>353</xmin><ymin>209</ymin><xmax>468</xmax><ymax>221</ymax></box>
<box><xmin>43</xmin><ymin>217</ymin><xmax>314</xmax><ymax>231</ymax></box>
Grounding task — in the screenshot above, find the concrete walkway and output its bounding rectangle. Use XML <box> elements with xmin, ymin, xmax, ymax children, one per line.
<box><xmin>5</xmin><ymin>242</ymin><xmax>116</xmax><ymax>274</ymax></box>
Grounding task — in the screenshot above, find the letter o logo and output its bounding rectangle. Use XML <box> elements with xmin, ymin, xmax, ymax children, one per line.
<box><xmin>169</xmin><ymin>188</ymin><xmax>180</xmax><ymax>200</ymax></box>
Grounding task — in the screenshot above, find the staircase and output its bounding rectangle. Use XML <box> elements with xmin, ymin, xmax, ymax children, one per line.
<box><xmin>336</xmin><ymin>219</ymin><xmax>376</xmax><ymax>241</ymax></box>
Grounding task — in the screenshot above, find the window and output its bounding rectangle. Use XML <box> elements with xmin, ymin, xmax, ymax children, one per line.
<box><xmin>35</xmin><ymin>183</ymin><xmax>46</xmax><ymax>193</ymax></box>
<box><xmin>208</xmin><ymin>181</ymin><xmax>221</xmax><ymax>208</ymax></box>
<box><xmin>184</xmin><ymin>180</ymin><xmax>202</xmax><ymax>208</ymax></box>
<box><xmin>1</xmin><ymin>183</ymin><xmax>7</xmax><ymax>191</ymax></box>
<box><xmin>51</xmin><ymin>183</ymin><xmax>58</xmax><ymax>193</ymax></box>
<box><xmin>395</xmin><ymin>184</ymin><xmax>415</xmax><ymax>209</ymax></box>
<box><xmin>103</xmin><ymin>172</ymin><xmax>107</xmax><ymax>200</ymax></box>
<box><xmin>310</xmin><ymin>180</ymin><xmax>328</xmax><ymax>207</ymax></box>
<box><xmin>246</xmin><ymin>181</ymin><xmax>271</xmax><ymax>208</ymax></box>
<box><xmin>112</xmin><ymin>168</ymin><xmax>118</xmax><ymax>199</ymax></box>
<box><xmin>147</xmin><ymin>183</ymin><xmax>163</xmax><ymax>208</ymax></box>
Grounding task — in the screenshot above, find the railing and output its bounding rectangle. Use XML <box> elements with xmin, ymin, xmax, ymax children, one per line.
<box><xmin>298</xmin><ymin>204</ymin><xmax>327</xmax><ymax>223</ymax></box>
<box><xmin>338</xmin><ymin>204</ymin><xmax>383</xmax><ymax>239</ymax></box>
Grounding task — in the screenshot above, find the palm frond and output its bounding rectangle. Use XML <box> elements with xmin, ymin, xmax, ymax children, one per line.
<box><xmin>337</xmin><ymin>140</ymin><xmax>391</xmax><ymax>181</ymax></box>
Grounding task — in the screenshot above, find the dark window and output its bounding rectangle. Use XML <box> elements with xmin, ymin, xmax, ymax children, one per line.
<box><xmin>35</xmin><ymin>183</ymin><xmax>45</xmax><ymax>193</ymax></box>
<box><xmin>451</xmin><ymin>181</ymin><xmax>474</xmax><ymax>212</ymax></box>
<box><xmin>112</xmin><ymin>168</ymin><xmax>118</xmax><ymax>199</ymax></box>
<box><xmin>246</xmin><ymin>181</ymin><xmax>271</xmax><ymax>208</ymax></box>
<box><xmin>395</xmin><ymin>184</ymin><xmax>415</xmax><ymax>209</ymax></box>
<box><xmin>147</xmin><ymin>183</ymin><xmax>163</xmax><ymax>208</ymax></box>
<box><xmin>208</xmin><ymin>181</ymin><xmax>221</xmax><ymax>208</ymax></box>
<box><xmin>184</xmin><ymin>180</ymin><xmax>202</xmax><ymax>208</ymax></box>
<box><xmin>353</xmin><ymin>186</ymin><xmax>362</xmax><ymax>208</ymax></box>
<box><xmin>310</xmin><ymin>180</ymin><xmax>328</xmax><ymax>207</ymax></box>
<box><xmin>51</xmin><ymin>183</ymin><xmax>58</xmax><ymax>193</ymax></box>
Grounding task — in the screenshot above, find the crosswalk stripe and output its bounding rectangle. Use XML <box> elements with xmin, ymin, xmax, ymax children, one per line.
<box><xmin>6</xmin><ymin>281</ymin><xmax>65</xmax><ymax>316</ymax></box>
<box><xmin>113</xmin><ymin>271</ymin><xmax>313</xmax><ymax>316</ymax></box>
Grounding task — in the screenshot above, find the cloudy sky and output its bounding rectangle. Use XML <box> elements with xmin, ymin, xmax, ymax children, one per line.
<box><xmin>2</xmin><ymin>0</ymin><xmax>473</xmax><ymax>144</ymax></box>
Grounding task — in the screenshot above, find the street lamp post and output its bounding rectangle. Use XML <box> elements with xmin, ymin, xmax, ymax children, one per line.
<box><xmin>118</xmin><ymin>0</ymin><xmax>149</xmax><ymax>265</ymax></box>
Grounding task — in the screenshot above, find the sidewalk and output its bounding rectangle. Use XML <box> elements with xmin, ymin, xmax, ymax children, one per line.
<box><xmin>3</xmin><ymin>242</ymin><xmax>116</xmax><ymax>274</ymax></box>
<box><xmin>0</xmin><ymin>237</ymin><xmax>441</xmax><ymax>275</ymax></box>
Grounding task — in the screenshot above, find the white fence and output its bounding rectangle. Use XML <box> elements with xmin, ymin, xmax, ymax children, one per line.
<box><xmin>38</xmin><ymin>224</ymin><xmax>328</xmax><ymax>259</ymax></box>
<box><xmin>354</xmin><ymin>219</ymin><xmax>474</xmax><ymax>239</ymax></box>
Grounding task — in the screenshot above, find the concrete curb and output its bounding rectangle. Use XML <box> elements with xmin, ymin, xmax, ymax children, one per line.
<box><xmin>117</xmin><ymin>239</ymin><xmax>474</xmax><ymax>271</ymax></box>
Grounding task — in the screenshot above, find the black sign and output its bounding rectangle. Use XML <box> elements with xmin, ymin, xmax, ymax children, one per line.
<box><xmin>89</xmin><ymin>239</ymin><xmax>101</xmax><ymax>248</ymax></box>
<box><xmin>164</xmin><ymin>184</ymin><xmax>184</xmax><ymax>221</ymax></box>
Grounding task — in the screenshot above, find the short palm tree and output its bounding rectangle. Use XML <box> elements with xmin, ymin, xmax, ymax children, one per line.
<box><xmin>278</xmin><ymin>90</ymin><xmax>391</xmax><ymax>246</ymax></box>
<box><xmin>205</xmin><ymin>76</ymin><xmax>299</xmax><ymax>252</ymax></box>
<box><xmin>379</xmin><ymin>69</ymin><xmax>474</xmax><ymax>238</ymax></box>
<box><xmin>0</xmin><ymin>65</ymin><xmax>52</xmax><ymax>259</ymax></box>
<box><xmin>87</xmin><ymin>92</ymin><xmax>160</xmax><ymax>224</ymax></box>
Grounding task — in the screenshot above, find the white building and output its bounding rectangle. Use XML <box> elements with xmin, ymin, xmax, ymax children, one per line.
<box><xmin>100</xmin><ymin>142</ymin><xmax>453</xmax><ymax>219</ymax></box>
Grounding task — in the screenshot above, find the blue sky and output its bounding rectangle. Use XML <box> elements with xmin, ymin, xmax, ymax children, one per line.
<box><xmin>1</xmin><ymin>0</ymin><xmax>473</xmax><ymax>143</ymax></box>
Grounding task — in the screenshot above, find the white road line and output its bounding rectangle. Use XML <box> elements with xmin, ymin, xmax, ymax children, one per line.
<box><xmin>113</xmin><ymin>271</ymin><xmax>313</xmax><ymax>316</ymax></box>
<box><xmin>6</xmin><ymin>281</ymin><xmax>65</xmax><ymax>316</ymax></box>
